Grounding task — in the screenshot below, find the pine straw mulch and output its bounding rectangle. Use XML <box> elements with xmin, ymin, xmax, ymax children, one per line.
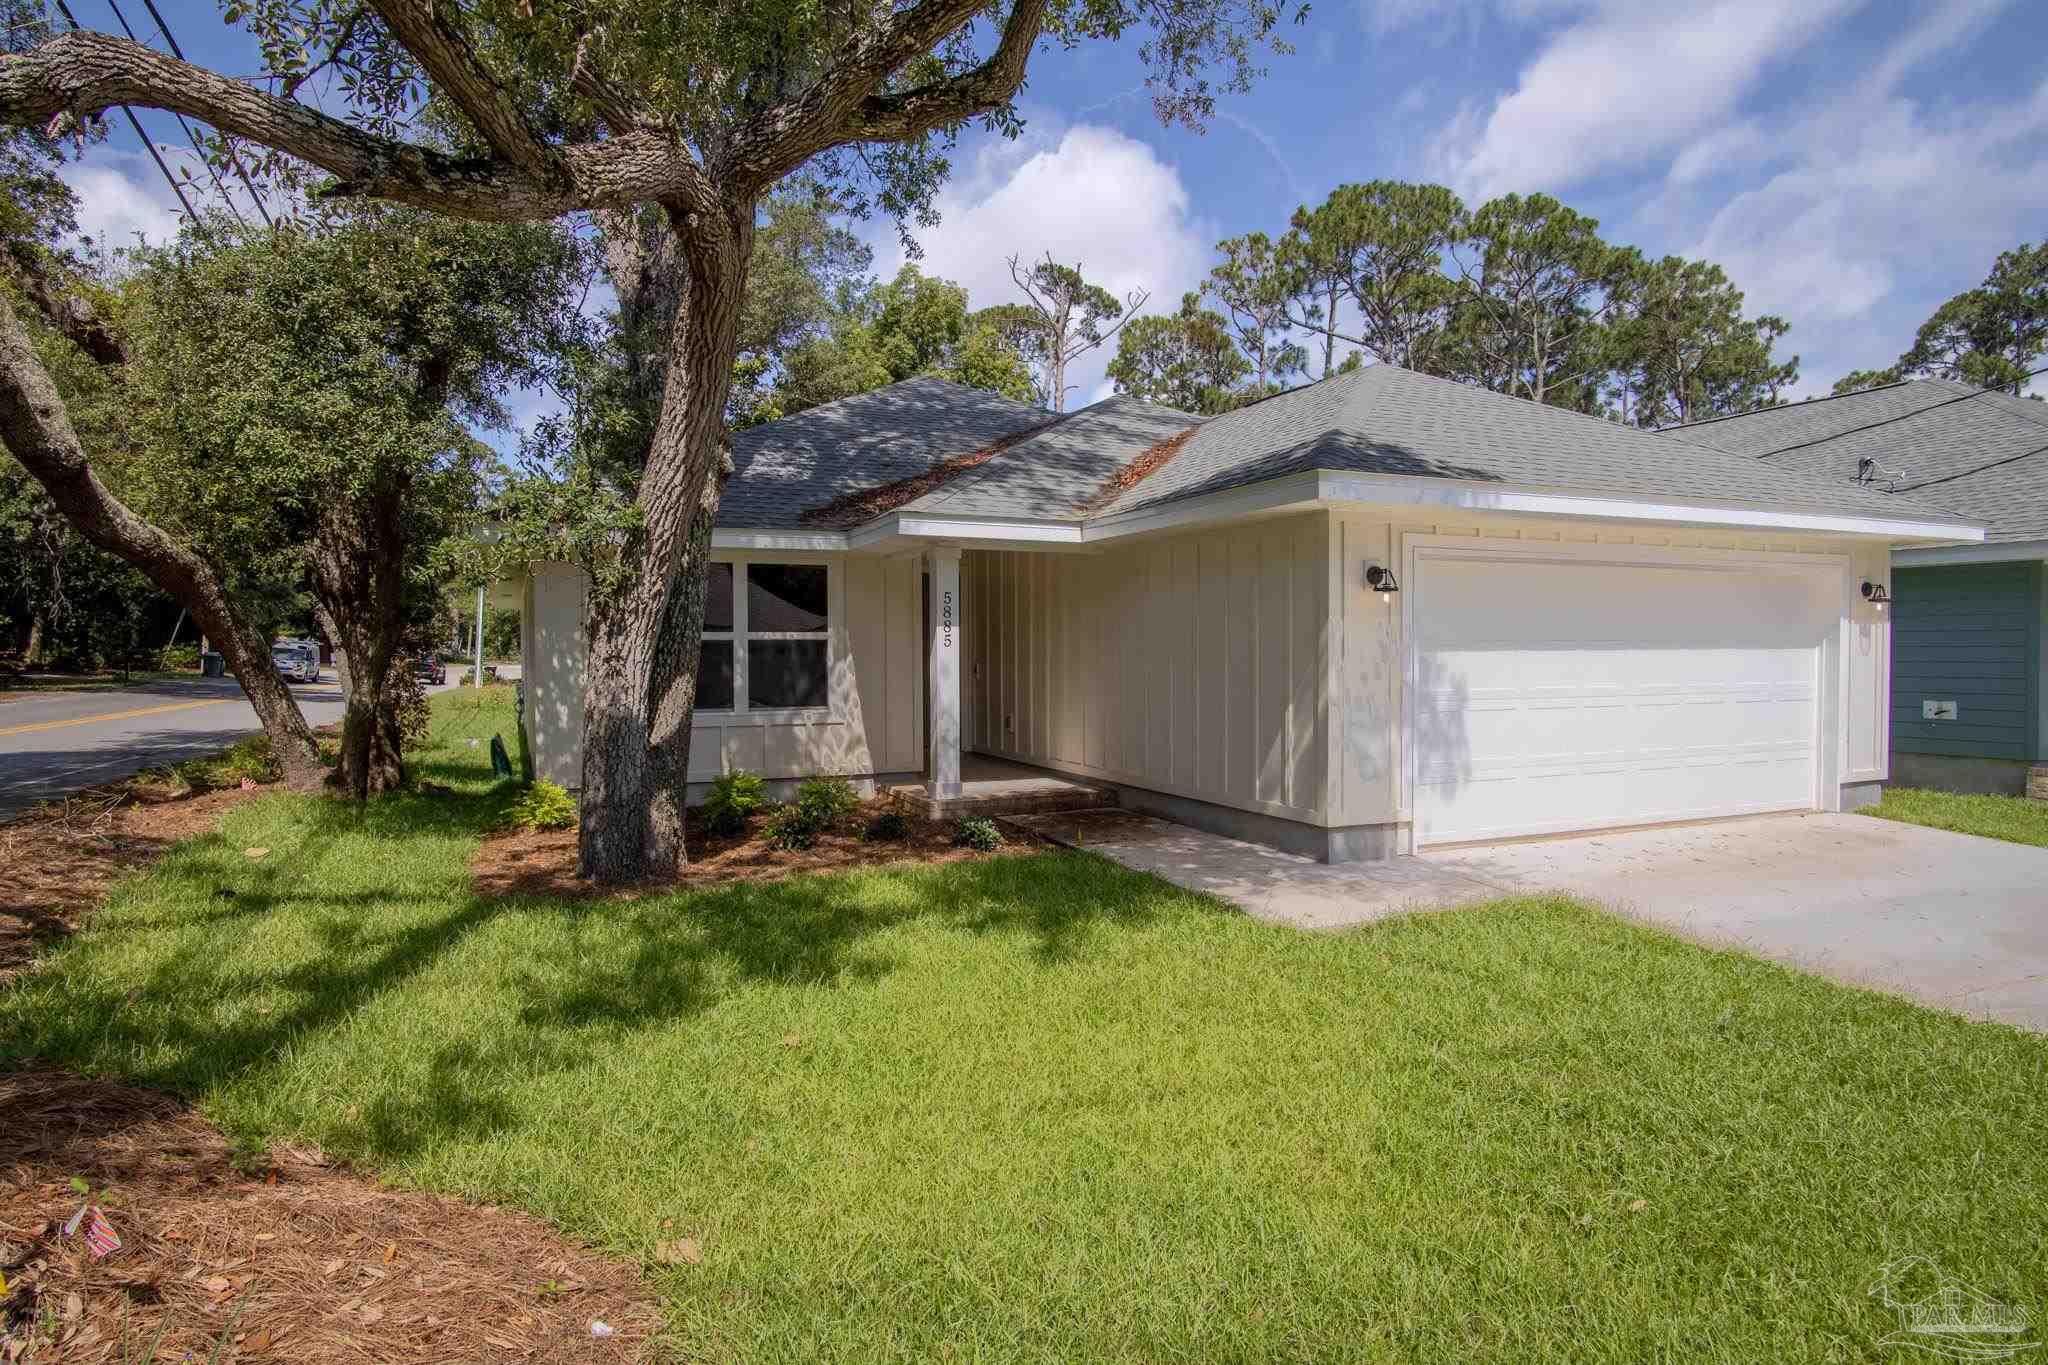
<box><xmin>473</xmin><ymin>796</ymin><xmax>1033</xmax><ymax>900</ymax></box>
<box><xmin>0</xmin><ymin>1071</ymin><xmax>664</xmax><ymax>1364</ymax></box>
<box><xmin>0</xmin><ymin>784</ymin><xmax>266</xmax><ymax>988</ymax></box>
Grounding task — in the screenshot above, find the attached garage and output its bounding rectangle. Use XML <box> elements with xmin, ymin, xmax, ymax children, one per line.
<box><xmin>1405</xmin><ymin>540</ymin><xmax>1842</xmax><ymax>847</ymax></box>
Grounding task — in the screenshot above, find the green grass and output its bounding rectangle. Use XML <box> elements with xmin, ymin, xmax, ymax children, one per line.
<box><xmin>5</xmin><ymin>690</ymin><xmax>2047</xmax><ymax>1360</ymax></box>
<box><xmin>1865</xmin><ymin>785</ymin><xmax>2048</xmax><ymax>847</ymax></box>
<box><xmin>0</xmin><ymin>668</ymin><xmax>188</xmax><ymax>695</ymax></box>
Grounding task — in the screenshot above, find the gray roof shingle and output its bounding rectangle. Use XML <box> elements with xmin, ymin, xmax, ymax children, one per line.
<box><xmin>1091</xmin><ymin>363</ymin><xmax>1976</xmax><ymax>526</ymax></box>
<box><xmin>1663</xmin><ymin>378</ymin><xmax>2048</xmax><ymax>544</ymax></box>
<box><xmin>718</xmin><ymin>376</ymin><xmax>1047</xmax><ymax>529</ymax></box>
<box><xmin>899</xmin><ymin>394</ymin><xmax>1197</xmax><ymax>520</ymax></box>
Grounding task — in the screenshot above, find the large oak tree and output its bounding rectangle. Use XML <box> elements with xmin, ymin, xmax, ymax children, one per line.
<box><xmin>0</xmin><ymin>0</ymin><xmax>1300</xmax><ymax>881</ymax></box>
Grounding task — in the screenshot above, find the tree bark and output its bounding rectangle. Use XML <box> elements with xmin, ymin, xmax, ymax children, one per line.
<box><xmin>0</xmin><ymin>288</ymin><xmax>325</xmax><ymax>789</ymax></box>
<box><xmin>310</xmin><ymin>471</ymin><xmax>410</xmax><ymax>798</ymax></box>
<box><xmin>23</xmin><ymin>605</ymin><xmax>45</xmax><ymax>665</ymax></box>
<box><xmin>576</xmin><ymin>200</ymin><xmax>750</xmax><ymax>883</ymax></box>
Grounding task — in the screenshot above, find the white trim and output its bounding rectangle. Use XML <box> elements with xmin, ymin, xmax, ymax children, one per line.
<box><xmin>1893</xmin><ymin>538</ymin><xmax>2048</xmax><ymax>566</ymax></box>
<box><xmin>720</xmin><ymin>467</ymin><xmax>1982</xmax><ymax>554</ymax></box>
<box><xmin>1396</xmin><ymin>535</ymin><xmax>1850</xmax><ymax>846</ymax></box>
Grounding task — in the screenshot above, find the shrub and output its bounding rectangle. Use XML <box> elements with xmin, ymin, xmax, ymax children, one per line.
<box><xmin>862</xmin><ymin>810</ymin><xmax>910</xmax><ymax>842</ymax></box>
<box><xmin>793</xmin><ymin>776</ymin><xmax>861</xmax><ymax>831</ymax></box>
<box><xmin>953</xmin><ymin>817</ymin><xmax>1003</xmax><ymax>852</ymax></box>
<box><xmin>508</xmin><ymin>779</ymin><xmax>578</xmax><ymax>832</ymax></box>
<box><xmin>702</xmin><ymin>769</ymin><xmax>769</xmax><ymax>837</ymax></box>
<box><xmin>160</xmin><ymin>642</ymin><xmax>201</xmax><ymax>671</ymax></box>
<box><xmin>762</xmin><ymin>803</ymin><xmax>818</xmax><ymax>851</ymax></box>
<box><xmin>172</xmin><ymin>734</ymin><xmax>281</xmax><ymax>791</ymax></box>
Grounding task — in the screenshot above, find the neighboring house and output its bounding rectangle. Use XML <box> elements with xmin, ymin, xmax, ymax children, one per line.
<box><xmin>1669</xmin><ymin>379</ymin><xmax>2047</xmax><ymax>796</ymax></box>
<box><xmin>512</xmin><ymin>365</ymin><xmax>1981</xmax><ymax>862</ymax></box>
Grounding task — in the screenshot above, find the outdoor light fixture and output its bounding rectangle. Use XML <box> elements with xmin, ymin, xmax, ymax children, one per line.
<box><xmin>1366</xmin><ymin>564</ymin><xmax>1400</xmax><ymax>603</ymax></box>
<box><xmin>1861</xmin><ymin>580</ymin><xmax>1891</xmax><ymax>611</ymax></box>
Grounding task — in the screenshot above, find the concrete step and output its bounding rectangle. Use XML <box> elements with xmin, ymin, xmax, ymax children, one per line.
<box><xmin>888</xmin><ymin>779</ymin><xmax>1117</xmax><ymax>821</ymax></box>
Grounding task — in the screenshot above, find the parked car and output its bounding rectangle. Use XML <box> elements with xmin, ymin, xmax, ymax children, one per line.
<box><xmin>411</xmin><ymin>654</ymin><xmax>446</xmax><ymax>685</ymax></box>
<box><xmin>271</xmin><ymin>641</ymin><xmax>321</xmax><ymax>684</ymax></box>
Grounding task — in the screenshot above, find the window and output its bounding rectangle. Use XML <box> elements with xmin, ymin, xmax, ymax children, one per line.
<box><xmin>698</xmin><ymin>559</ymin><xmax>831</xmax><ymax>714</ymax></box>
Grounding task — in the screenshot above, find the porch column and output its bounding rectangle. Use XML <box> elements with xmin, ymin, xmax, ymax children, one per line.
<box><xmin>927</xmin><ymin>546</ymin><xmax>963</xmax><ymax>799</ymax></box>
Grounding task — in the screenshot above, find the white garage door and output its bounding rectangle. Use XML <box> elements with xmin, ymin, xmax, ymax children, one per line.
<box><xmin>1411</xmin><ymin>551</ymin><xmax>1833</xmax><ymax>846</ymax></box>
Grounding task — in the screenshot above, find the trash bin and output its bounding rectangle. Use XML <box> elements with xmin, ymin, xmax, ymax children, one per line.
<box><xmin>200</xmin><ymin>650</ymin><xmax>226</xmax><ymax>678</ymax></box>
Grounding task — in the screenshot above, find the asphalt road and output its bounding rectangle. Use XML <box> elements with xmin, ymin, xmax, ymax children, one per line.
<box><xmin>0</xmin><ymin>674</ymin><xmax>348</xmax><ymax>822</ymax></box>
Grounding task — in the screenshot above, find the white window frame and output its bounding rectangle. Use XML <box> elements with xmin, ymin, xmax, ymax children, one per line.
<box><xmin>698</xmin><ymin>553</ymin><xmax>836</xmax><ymax>724</ymax></box>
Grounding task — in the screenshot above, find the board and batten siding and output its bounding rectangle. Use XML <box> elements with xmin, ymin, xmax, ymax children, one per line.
<box><xmin>1891</xmin><ymin>562</ymin><xmax>2044</xmax><ymax>761</ymax></box>
<box><xmin>519</xmin><ymin>555</ymin><xmax>925</xmax><ymax>789</ymax></box>
<box><xmin>1327</xmin><ymin>511</ymin><xmax>1892</xmax><ymax>827</ymax></box>
<box><xmin>963</xmin><ymin>512</ymin><xmax>1332</xmax><ymax>824</ymax></box>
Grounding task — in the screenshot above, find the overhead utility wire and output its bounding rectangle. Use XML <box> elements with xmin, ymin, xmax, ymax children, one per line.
<box><xmin>51</xmin><ymin>0</ymin><xmax>201</xmax><ymax>226</ymax></box>
<box><xmin>131</xmin><ymin>0</ymin><xmax>276</xmax><ymax>227</ymax></box>
<box><xmin>102</xmin><ymin>0</ymin><xmax>247</xmax><ymax>226</ymax></box>
<box><xmin>1750</xmin><ymin>363</ymin><xmax>2048</xmax><ymax>460</ymax></box>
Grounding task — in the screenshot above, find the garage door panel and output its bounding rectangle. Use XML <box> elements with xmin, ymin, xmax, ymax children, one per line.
<box><xmin>1411</xmin><ymin>554</ymin><xmax>1831</xmax><ymax>846</ymax></box>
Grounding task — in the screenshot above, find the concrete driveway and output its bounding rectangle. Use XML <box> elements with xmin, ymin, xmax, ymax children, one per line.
<box><xmin>1010</xmin><ymin>809</ymin><xmax>2048</xmax><ymax>1031</ymax></box>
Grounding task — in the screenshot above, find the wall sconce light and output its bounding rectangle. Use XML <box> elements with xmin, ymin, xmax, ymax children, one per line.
<box><xmin>1860</xmin><ymin>580</ymin><xmax>1891</xmax><ymax>611</ymax></box>
<box><xmin>1366</xmin><ymin>564</ymin><xmax>1400</xmax><ymax>603</ymax></box>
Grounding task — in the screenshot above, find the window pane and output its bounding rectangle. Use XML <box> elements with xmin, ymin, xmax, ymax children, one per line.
<box><xmin>749</xmin><ymin>639</ymin><xmax>827</xmax><ymax>709</ymax></box>
<box><xmin>698</xmin><ymin>639</ymin><xmax>734</xmax><ymax>709</ymax></box>
<box><xmin>703</xmin><ymin>562</ymin><xmax>735</xmax><ymax>632</ymax></box>
<box><xmin>748</xmin><ymin>564</ymin><xmax>827</xmax><ymax>632</ymax></box>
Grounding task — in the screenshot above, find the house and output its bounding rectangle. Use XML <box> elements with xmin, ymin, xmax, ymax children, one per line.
<box><xmin>1668</xmin><ymin>378</ymin><xmax>2046</xmax><ymax>797</ymax></box>
<box><xmin>513</xmin><ymin>364</ymin><xmax>1983</xmax><ymax>861</ymax></box>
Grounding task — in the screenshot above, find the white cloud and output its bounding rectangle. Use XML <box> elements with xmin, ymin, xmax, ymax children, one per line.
<box><xmin>1426</xmin><ymin>0</ymin><xmax>1857</xmax><ymax>200</ymax></box>
<box><xmin>884</xmin><ymin>123</ymin><xmax>1216</xmax><ymax>404</ymax></box>
<box><xmin>61</xmin><ymin>149</ymin><xmax>184</xmax><ymax>251</ymax></box>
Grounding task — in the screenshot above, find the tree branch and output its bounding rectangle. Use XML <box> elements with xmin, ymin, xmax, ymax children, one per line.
<box><xmin>2</xmin><ymin>240</ymin><xmax>127</xmax><ymax>367</ymax></box>
<box><xmin>729</xmin><ymin>0</ymin><xmax>1045</xmax><ymax>191</ymax></box>
<box><xmin>365</xmin><ymin>0</ymin><xmax>558</xmax><ymax>180</ymax></box>
<box><xmin>0</xmin><ymin>31</ymin><xmax>712</xmax><ymax>221</ymax></box>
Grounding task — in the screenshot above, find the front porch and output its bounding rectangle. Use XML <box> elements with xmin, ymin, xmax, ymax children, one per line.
<box><xmin>891</xmin><ymin>754</ymin><xmax>1116</xmax><ymax>820</ymax></box>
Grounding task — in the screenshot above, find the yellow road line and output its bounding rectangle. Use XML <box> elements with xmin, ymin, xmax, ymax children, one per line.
<box><xmin>0</xmin><ymin>697</ymin><xmax>238</xmax><ymax>739</ymax></box>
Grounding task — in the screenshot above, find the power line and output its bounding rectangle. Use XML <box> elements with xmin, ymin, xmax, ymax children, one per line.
<box><xmin>51</xmin><ymin>0</ymin><xmax>202</xmax><ymax>228</ymax></box>
<box><xmin>103</xmin><ymin>0</ymin><xmax>247</xmax><ymax>227</ymax></box>
<box><xmin>131</xmin><ymin>0</ymin><xmax>276</xmax><ymax>228</ymax></box>
<box><xmin>1892</xmin><ymin>438</ymin><xmax>2048</xmax><ymax>494</ymax></box>
<box><xmin>1750</xmin><ymin>363</ymin><xmax>2048</xmax><ymax>461</ymax></box>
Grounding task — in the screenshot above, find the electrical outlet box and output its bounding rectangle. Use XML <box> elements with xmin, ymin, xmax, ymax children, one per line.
<box><xmin>1923</xmin><ymin>699</ymin><xmax>1959</xmax><ymax>721</ymax></box>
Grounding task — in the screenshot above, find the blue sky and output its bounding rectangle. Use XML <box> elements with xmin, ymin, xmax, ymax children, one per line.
<box><xmin>61</xmin><ymin>0</ymin><xmax>2048</xmax><ymax>423</ymax></box>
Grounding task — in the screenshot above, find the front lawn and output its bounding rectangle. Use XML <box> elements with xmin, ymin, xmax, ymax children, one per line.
<box><xmin>1865</xmin><ymin>785</ymin><xmax>2048</xmax><ymax>847</ymax></box>
<box><xmin>5</xmin><ymin>692</ymin><xmax>2046</xmax><ymax>1360</ymax></box>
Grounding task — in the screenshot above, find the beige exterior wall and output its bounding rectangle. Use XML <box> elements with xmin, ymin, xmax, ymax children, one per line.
<box><xmin>519</xmin><ymin>553</ymin><xmax>925</xmax><ymax>790</ymax></box>
<box><xmin>962</xmin><ymin>512</ymin><xmax>1332</xmax><ymax>826</ymax></box>
<box><xmin>1326</xmin><ymin>509</ymin><xmax>1893</xmax><ymax>828</ymax></box>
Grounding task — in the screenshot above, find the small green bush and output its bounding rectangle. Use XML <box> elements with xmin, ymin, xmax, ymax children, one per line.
<box><xmin>173</xmin><ymin>734</ymin><xmax>281</xmax><ymax>791</ymax></box>
<box><xmin>762</xmin><ymin>803</ymin><xmax>818</xmax><ymax>851</ymax></box>
<box><xmin>508</xmin><ymin>779</ymin><xmax>578</xmax><ymax>832</ymax></box>
<box><xmin>793</xmin><ymin>776</ymin><xmax>861</xmax><ymax>830</ymax></box>
<box><xmin>160</xmin><ymin>642</ymin><xmax>201</xmax><ymax>671</ymax></box>
<box><xmin>702</xmin><ymin>769</ymin><xmax>769</xmax><ymax>836</ymax></box>
<box><xmin>862</xmin><ymin>810</ymin><xmax>910</xmax><ymax>842</ymax></box>
<box><xmin>953</xmin><ymin>817</ymin><xmax>1003</xmax><ymax>852</ymax></box>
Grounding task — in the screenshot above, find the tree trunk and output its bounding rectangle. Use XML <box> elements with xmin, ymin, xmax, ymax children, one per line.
<box><xmin>1321</xmin><ymin>280</ymin><xmax>1339</xmax><ymax>378</ymax></box>
<box><xmin>311</xmin><ymin>472</ymin><xmax>410</xmax><ymax>798</ymax></box>
<box><xmin>576</xmin><ymin>200</ymin><xmax>751</xmax><ymax>884</ymax></box>
<box><xmin>0</xmin><ymin>289</ymin><xmax>325</xmax><ymax>789</ymax></box>
<box><xmin>23</xmin><ymin>605</ymin><xmax>45</xmax><ymax>665</ymax></box>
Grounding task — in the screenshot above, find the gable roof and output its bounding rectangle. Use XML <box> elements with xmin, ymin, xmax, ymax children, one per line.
<box><xmin>898</xmin><ymin>394</ymin><xmax>1198</xmax><ymax>521</ymax></box>
<box><xmin>1089</xmin><ymin>363</ymin><xmax>1973</xmax><ymax>526</ymax></box>
<box><xmin>720</xmin><ymin>376</ymin><xmax>1046</xmax><ymax>530</ymax></box>
<box><xmin>1662</xmin><ymin>378</ymin><xmax>2048</xmax><ymax>544</ymax></box>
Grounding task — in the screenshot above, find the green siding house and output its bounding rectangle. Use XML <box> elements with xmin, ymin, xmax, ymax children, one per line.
<box><xmin>1673</xmin><ymin>379</ymin><xmax>2048</xmax><ymax>796</ymax></box>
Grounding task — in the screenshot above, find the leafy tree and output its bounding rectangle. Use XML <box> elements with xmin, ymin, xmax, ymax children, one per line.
<box><xmin>728</xmin><ymin>188</ymin><xmax>874</xmax><ymax>426</ymax></box>
<box><xmin>946</xmin><ymin>314</ymin><xmax>1036</xmax><ymax>401</ymax></box>
<box><xmin>1005</xmin><ymin>253</ymin><xmax>1149</xmax><ymax>410</ymax></box>
<box><xmin>1604</xmin><ymin>256</ymin><xmax>1799</xmax><ymax>427</ymax></box>
<box><xmin>1831</xmin><ymin>367</ymin><xmax>1903</xmax><ymax>396</ymax></box>
<box><xmin>0</xmin><ymin>0</ymin><xmax>1299</xmax><ymax>880</ymax></box>
<box><xmin>1204</xmin><ymin>231</ymin><xmax>1304</xmax><ymax>395</ymax></box>
<box><xmin>1282</xmin><ymin>180</ymin><xmax>1462</xmax><ymax>375</ymax></box>
<box><xmin>1444</xmin><ymin>193</ymin><xmax>1630</xmax><ymax>409</ymax></box>
<box><xmin>1107</xmin><ymin>292</ymin><xmax>1250</xmax><ymax>413</ymax></box>
<box><xmin>1896</xmin><ymin>243</ymin><xmax>2047</xmax><ymax>394</ymax></box>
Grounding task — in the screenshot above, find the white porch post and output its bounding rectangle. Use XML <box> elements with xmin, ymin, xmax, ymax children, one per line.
<box><xmin>927</xmin><ymin>547</ymin><xmax>963</xmax><ymax>799</ymax></box>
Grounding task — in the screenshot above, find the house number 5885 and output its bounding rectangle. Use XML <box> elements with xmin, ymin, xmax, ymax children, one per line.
<box><xmin>941</xmin><ymin>591</ymin><xmax>954</xmax><ymax>648</ymax></box>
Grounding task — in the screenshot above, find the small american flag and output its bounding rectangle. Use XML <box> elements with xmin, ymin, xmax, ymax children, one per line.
<box><xmin>83</xmin><ymin>1206</ymin><xmax>122</xmax><ymax>1258</ymax></box>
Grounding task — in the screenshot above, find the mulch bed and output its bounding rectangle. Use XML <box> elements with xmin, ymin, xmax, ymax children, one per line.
<box><xmin>473</xmin><ymin>797</ymin><xmax>1033</xmax><ymax>900</ymax></box>
<box><xmin>0</xmin><ymin>1071</ymin><xmax>662</xmax><ymax>1363</ymax></box>
<box><xmin>0</xmin><ymin>785</ymin><xmax>265</xmax><ymax>988</ymax></box>
<box><xmin>2</xmin><ymin>776</ymin><xmax>671</xmax><ymax>1362</ymax></box>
